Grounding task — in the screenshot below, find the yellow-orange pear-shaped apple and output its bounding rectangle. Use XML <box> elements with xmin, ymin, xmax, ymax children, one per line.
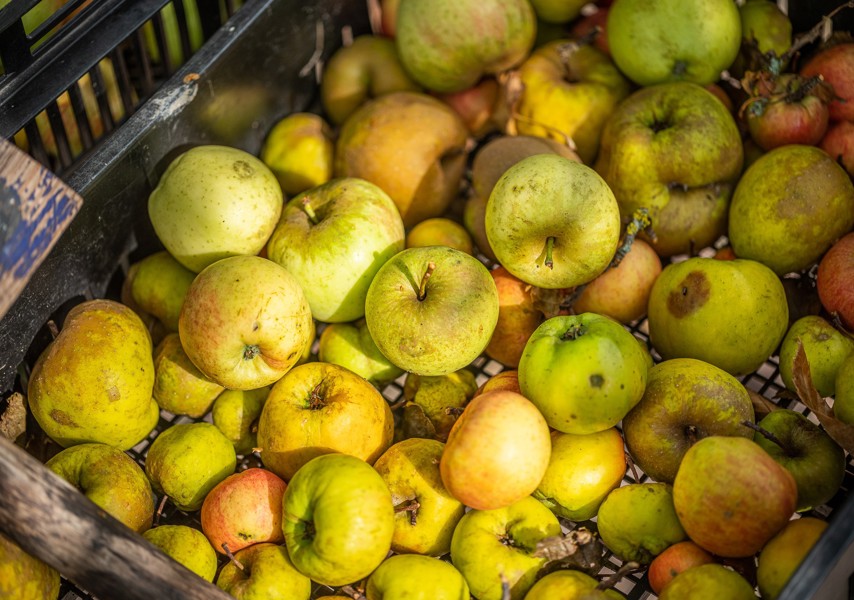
<box><xmin>440</xmin><ymin>390</ymin><xmax>551</xmax><ymax>510</ymax></box>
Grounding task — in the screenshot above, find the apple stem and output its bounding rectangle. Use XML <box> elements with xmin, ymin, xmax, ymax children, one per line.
<box><xmin>394</xmin><ymin>498</ymin><xmax>421</xmax><ymax>525</ymax></box>
<box><xmin>222</xmin><ymin>543</ymin><xmax>245</xmax><ymax>572</ymax></box>
<box><xmin>625</xmin><ymin>452</ymin><xmax>641</xmax><ymax>484</ymax></box>
<box><xmin>685</xmin><ymin>424</ymin><xmax>698</xmax><ymax>446</ymax></box>
<box><xmin>307</xmin><ymin>383</ymin><xmax>325</xmax><ymax>410</ymax></box>
<box><xmin>444</xmin><ymin>406</ymin><xmax>465</xmax><ymax>417</ymax></box>
<box><xmin>341</xmin><ymin>584</ymin><xmax>366</xmax><ymax>599</ymax></box>
<box><xmin>561</xmin><ymin>323</ymin><xmax>585</xmax><ymax>340</ymax></box>
<box><xmin>301</xmin><ymin>197</ymin><xmax>319</xmax><ymax>224</ymax></box>
<box><xmin>544</xmin><ymin>237</ymin><xmax>556</xmax><ymax>270</ymax></box>
<box><xmin>47</xmin><ymin>319</ymin><xmax>59</xmax><ymax>339</ymax></box>
<box><xmin>154</xmin><ymin>494</ymin><xmax>169</xmax><ymax>527</ymax></box>
<box><xmin>741</xmin><ymin>420</ymin><xmax>792</xmax><ymax>455</ymax></box>
<box><xmin>597</xmin><ymin>561</ymin><xmax>641</xmax><ymax>591</ymax></box>
<box><xmin>611</xmin><ymin>208</ymin><xmax>654</xmax><ymax>268</ymax></box>
<box><xmin>417</xmin><ymin>262</ymin><xmax>436</xmax><ymax>301</ymax></box>
<box><xmin>500</xmin><ymin>574</ymin><xmax>511</xmax><ymax>600</ymax></box>
<box><xmin>243</xmin><ymin>345</ymin><xmax>260</xmax><ymax>360</ymax></box>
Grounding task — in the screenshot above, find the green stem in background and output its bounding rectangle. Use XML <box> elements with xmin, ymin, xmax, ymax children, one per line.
<box><xmin>417</xmin><ymin>262</ymin><xmax>436</xmax><ymax>301</ymax></box>
<box><xmin>544</xmin><ymin>236</ymin><xmax>556</xmax><ymax>270</ymax></box>
<box><xmin>301</xmin><ymin>197</ymin><xmax>319</xmax><ymax>224</ymax></box>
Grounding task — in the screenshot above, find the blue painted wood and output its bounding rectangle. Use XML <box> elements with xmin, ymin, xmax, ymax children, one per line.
<box><xmin>0</xmin><ymin>140</ymin><xmax>82</xmax><ymax>319</ymax></box>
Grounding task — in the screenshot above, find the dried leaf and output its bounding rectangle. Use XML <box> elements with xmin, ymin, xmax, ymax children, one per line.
<box><xmin>747</xmin><ymin>389</ymin><xmax>778</xmax><ymax>420</ymax></box>
<box><xmin>791</xmin><ymin>339</ymin><xmax>854</xmax><ymax>453</ymax></box>
<box><xmin>531</xmin><ymin>286</ymin><xmax>573</xmax><ymax>320</ymax></box>
<box><xmin>0</xmin><ymin>392</ymin><xmax>26</xmax><ymax>442</ymax></box>
<box><xmin>399</xmin><ymin>404</ymin><xmax>437</xmax><ymax>441</ymax></box>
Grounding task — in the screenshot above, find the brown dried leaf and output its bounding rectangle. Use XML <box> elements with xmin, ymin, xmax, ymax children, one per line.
<box><xmin>531</xmin><ymin>286</ymin><xmax>573</xmax><ymax>320</ymax></box>
<box><xmin>0</xmin><ymin>392</ymin><xmax>26</xmax><ymax>442</ymax></box>
<box><xmin>747</xmin><ymin>389</ymin><xmax>778</xmax><ymax>420</ymax></box>
<box><xmin>399</xmin><ymin>404</ymin><xmax>437</xmax><ymax>441</ymax></box>
<box><xmin>791</xmin><ymin>339</ymin><xmax>854</xmax><ymax>453</ymax></box>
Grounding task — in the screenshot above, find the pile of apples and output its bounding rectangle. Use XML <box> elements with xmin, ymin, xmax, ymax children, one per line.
<box><xmin>5</xmin><ymin>0</ymin><xmax>854</xmax><ymax>598</ymax></box>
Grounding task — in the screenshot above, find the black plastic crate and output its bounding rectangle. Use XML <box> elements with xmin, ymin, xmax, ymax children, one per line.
<box><xmin>1</xmin><ymin>1</ymin><xmax>854</xmax><ymax>599</ymax></box>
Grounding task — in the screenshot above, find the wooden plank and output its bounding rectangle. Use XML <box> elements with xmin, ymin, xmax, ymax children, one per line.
<box><xmin>0</xmin><ymin>434</ymin><xmax>233</xmax><ymax>600</ymax></box>
<box><xmin>0</xmin><ymin>139</ymin><xmax>83</xmax><ymax>320</ymax></box>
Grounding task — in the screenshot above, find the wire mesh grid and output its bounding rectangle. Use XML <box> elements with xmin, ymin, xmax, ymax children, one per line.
<box><xmin>11</xmin><ymin>234</ymin><xmax>846</xmax><ymax>600</ymax></box>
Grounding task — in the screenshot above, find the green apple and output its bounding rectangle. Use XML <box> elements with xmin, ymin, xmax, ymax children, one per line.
<box><xmin>673</xmin><ymin>436</ymin><xmax>797</xmax><ymax>558</ymax></box>
<box><xmin>402</xmin><ymin>369</ymin><xmax>477</xmax><ymax>441</ymax></box>
<box><xmin>201</xmin><ymin>468</ymin><xmax>287</xmax><ymax>554</ymax></box>
<box><xmin>607</xmin><ymin>0</ymin><xmax>741</xmax><ymax>86</ymax></box>
<box><xmin>148</xmin><ymin>145</ymin><xmax>283</xmax><ymax>273</ymax></box>
<box><xmin>525</xmin><ymin>569</ymin><xmax>624</xmax><ymax>599</ymax></box>
<box><xmin>152</xmin><ymin>333</ymin><xmax>224</xmax><ymax>418</ymax></box>
<box><xmin>518</xmin><ymin>313</ymin><xmax>649</xmax><ymax>434</ymax></box>
<box><xmin>142</xmin><ymin>525</ymin><xmax>218</xmax><ymax>582</ymax></box>
<box><xmin>597</xmin><ymin>483</ymin><xmax>687</xmax><ymax>564</ymax></box>
<box><xmin>515</xmin><ymin>40</ymin><xmax>631</xmax><ymax>164</ymax></box>
<box><xmin>373</xmin><ymin>438</ymin><xmax>465</xmax><ymax>556</ymax></box>
<box><xmin>366</xmin><ymin>554</ymin><xmax>470</xmax><ymax>599</ymax></box>
<box><xmin>440</xmin><ymin>390</ymin><xmax>551</xmax><ymax>510</ymax></box>
<box><xmin>126</xmin><ymin>250</ymin><xmax>195</xmax><ymax>331</ymax></box>
<box><xmin>622</xmin><ymin>358</ymin><xmax>754</xmax><ymax>484</ymax></box>
<box><xmin>533</xmin><ymin>428</ymin><xmax>626</xmax><ymax>522</ymax></box>
<box><xmin>647</xmin><ymin>541</ymin><xmax>715</xmax><ymax>595</ymax></box>
<box><xmin>467</xmin><ymin>135</ymin><xmax>580</xmax><ymax>263</ymax></box>
<box><xmin>266</xmin><ymin>177</ymin><xmax>405</xmax><ymax>323</ymax></box>
<box><xmin>334</xmin><ymin>91</ymin><xmax>468</xmax><ymax>228</ymax></box>
<box><xmin>28</xmin><ymin>299</ymin><xmax>159</xmax><ymax>449</ymax></box>
<box><xmin>450</xmin><ymin>496</ymin><xmax>561</xmax><ymax>600</ymax></box>
<box><xmin>594</xmin><ymin>82</ymin><xmax>743</xmax><ymax>257</ymax></box>
<box><xmin>757</xmin><ymin>517</ymin><xmax>828</xmax><ymax>600</ymax></box>
<box><xmin>647</xmin><ymin>257</ymin><xmax>789</xmax><ymax>376</ymax></box>
<box><xmin>659</xmin><ymin>563</ymin><xmax>755</xmax><ymax>600</ymax></box>
<box><xmin>527</xmin><ymin>0</ymin><xmax>588</xmax><ymax>24</ymax></box>
<box><xmin>178</xmin><ymin>255</ymin><xmax>313</xmax><ymax>390</ymax></box>
<box><xmin>216</xmin><ymin>542</ymin><xmax>311</xmax><ymax>600</ymax></box>
<box><xmin>0</xmin><ymin>532</ymin><xmax>60</xmax><ymax>600</ymax></box>
<box><xmin>145</xmin><ymin>422</ymin><xmax>237</xmax><ymax>512</ymax></box>
<box><xmin>728</xmin><ymin>145</ymin><xmax>854</xmax><ymax>275</ymax></box>
<box><xmin>834</xmin><ymin>352</ymin><xmax>854</xmax><ymax>425</ymax></box>
<box><xmin>256</xmin><ymin>361</ymin><xmax>394</xmax><ymax>480</ymax></box>
<box><xmin>486</xmin><ymin>154</ymin><xmax>621</xmax><ymax>289</ymax></box>
<box><xmin>321</xmin><ymin>35</ymin><xmax>421</xmax><ymax>125</ymax></box>
<box><xmin>406</xmin><ymin>218</ymin><xmax>474</xmax><ymax>255</ymax></box>
<box><xmin>778</xmin><ymin>315</ymin><xmax>854</xmax><ymax>397</ymax></box>
<box><xmin>753</xmin><ymin>409</ymin><xmax>846</xmax><ymax>512</ymax></box>
<box><xmin>46</xmin><ymin>442</ymin><xmax>155</xmax><ymax>533</ymax></box>
<box><xmin>317</xmin><ymin>319</ymin><xmax>404</xmax><ymax>388</ymax></box>
<box><xmin>364</xmin><ymin>246</ymin><xmax>499</xmax><ymax>376</ymax></box>
<box><xmin>260</xmin><ymin>112</ymin><xmax>334</xmax><ymax>196</ymax></box>
<box><xmin>211</xmin><ymin>386</ymin><xmax>270</xmax><ymax>455</ymax></box>
<box><xmin>395</xmin><ymin>0</ymin><xmax>536</xmax><ymax>93</ymax></box>
<box><xmin>282</xmin><ymin>453</ymin><xmax>394</xmax><ymax>586</ymax></box>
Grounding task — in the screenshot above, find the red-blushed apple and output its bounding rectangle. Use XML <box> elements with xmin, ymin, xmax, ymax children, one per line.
<box><xmin>596</xmin><ymin>483</ymin><xmax>687</xmax><ymax>564</ymax></box>
<box><xmin>705</xmin><ymin>83</ymin><xmax>734</xmax><ymax>113</ymax></box>
<box><xmin>518</xmin><ymin>313</ymin><xmax>649</xmax><ymax>434</ymax></box>
<box><xmin>659</xmin><ymin>563</ymin><xmax>756</xmax><ymax>600</ymax></box>
<box><xmin>178</xmin><ymin>255</ymin><xmax>314</xmax><ymax>391</ymax></box>
<box><xmin>533</xmin><ymin>427</ymin><xmax>626</xmax><ymax>521</ymax></box>
<box><xmin>817</xmin><ymin>231</ymin><xmax>854</xmax><ymax>331</ymax></box>
<box><xmin>256</xmin><ymin>361</ymin><xmax>394</xmax><ymax>480</ymax></box>
<box><xmin>484</xmin><ymin>266</ymin><xmax>545</xmax><ymax>368</ymax></box>
<box><xmin>320</xmin><ymin>35</ymin><xmax>420</xmax><ymax>126</ymax></box>
<box><xmin>672</xmin><ymin>436</ymin><xmax>798</xmax><ymax>558</ymax></box>
<box><xmin>570</xmin><ymin>6</ymin><xmax>611</xmax><ymax>56</ymax></box>
<box><xmin>200</xmin><ymin>468</ymin><xmax>287</xmax><ymax>555</ymax></box>
<box><xmin>571</xmin><ymin>238</ymin><xmax>662</xmax><ymax>324</ymax></box>
<box><xmin>757</xmin><ymin>517</ymin><xmax>828</xmax><ymax>600</ymax></box>
<box><xmin>800</xmin><ymin>42</ymin><xmax>854</xmax><ymax>122</ymax></box>
<box><xmin>380</xmin><ymin>0</ymin><xmax>399</xmax><ymax>37</ymax></box>
<box><xmin>473</xmin><ymin>369</ymin><xmax>521</xmax><ymax>397</ymax></box>
<box><xmin>282</xmin><ymin>453</ymin><xmax>394</xmax><ymax>587</ymax></box>
<box><xmin>395</xmin><ymin>0</ymin><xmax>536</xmax><ymax>94</ymax></box>
<box><xmin>821</xmin><ymin>119</ymin><xmax>854</xmax><ymax>176</ymax></box>
<box><xmin>450</xmin><ymin>496</ymin><xmax>561</xmax><ymax>600</ymax></box>
<box><xmin>373</xmin><ymin>438</ymin><xmax>465</xmax><ymax>556</ymax></box>
<box><xmin>647</xmin><ymin>541</ymin><xmax>715</xmax><ymax>595</ymax></box>
<box><xmin>435</xmin><ymin>78</ymin><xmax>502</xmax><ymax>137</ymax></box>
<box><xmin>440</xmin><ymin>390</ymin><xmax>551</xmax><ymax>510</ymax></box>
<box><xmin>743</xmin><ymin>74</ymin><xmax>830</xmax><ymax>151</ymax></box>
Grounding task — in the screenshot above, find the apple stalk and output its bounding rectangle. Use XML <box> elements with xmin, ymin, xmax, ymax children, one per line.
<box><xmin>742</xmin><ymin>419</ymin><xmax>793</xmax><ymax>456</ymax></box>
<box><xmin>417</xmin><ymin>262</ymin><xmax>437</xmax><ymax>301</ymax></box>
